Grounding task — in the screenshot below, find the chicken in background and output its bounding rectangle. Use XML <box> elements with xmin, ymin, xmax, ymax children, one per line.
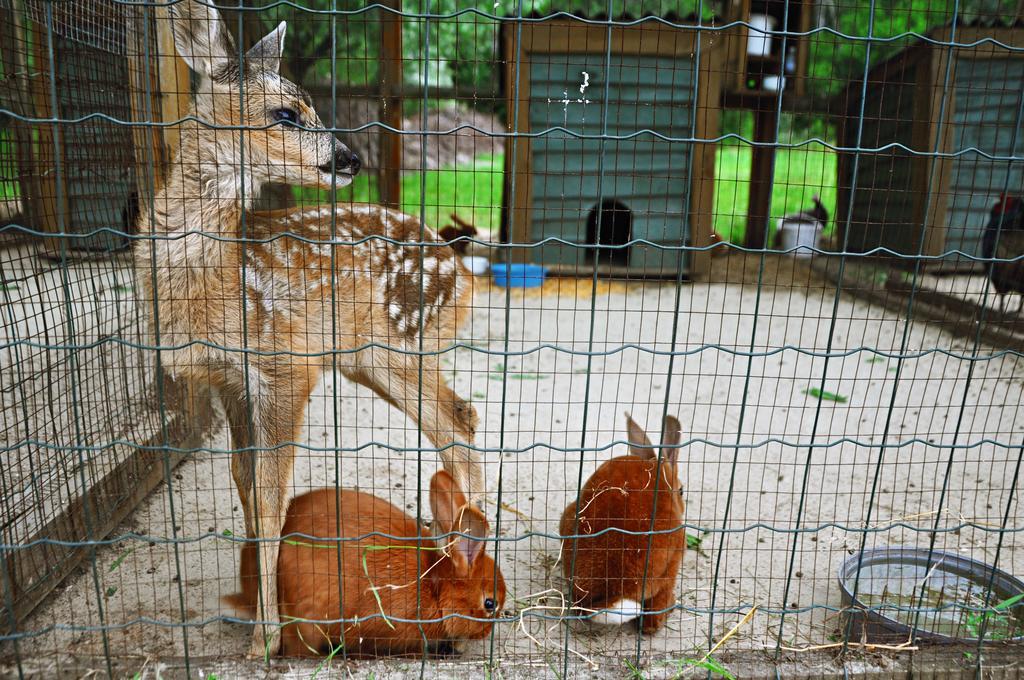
<box><xmin>774</xmin><ymin>195</ymin><xmax>829</xmax><ymax>250</ymax></box>
<box><xmin>708</xmin><ymin>230</ymin><xmax>729</xmax><ymax>258</ymax></box>
<box><xmin>982</xmin><ymin>193</ymin><xmax>1024</xmax><ymax>316</ymax></box>
<box><xmin>438</xmin><ymin>213</ymin><xmax>494</xmax><ymax>258</ymax></box>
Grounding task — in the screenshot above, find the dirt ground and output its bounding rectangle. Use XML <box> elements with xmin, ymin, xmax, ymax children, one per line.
<box><xmin>5</xmin><ymin>253</ymin><xmax>1023</xmax><ymax>678</ymax></box>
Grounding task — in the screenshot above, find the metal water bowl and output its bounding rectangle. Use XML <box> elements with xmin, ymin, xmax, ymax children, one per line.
<box><xmin>838</xmin><ymin>547</ymin><xmax>1024</xmax><ymax>643</ymax></box>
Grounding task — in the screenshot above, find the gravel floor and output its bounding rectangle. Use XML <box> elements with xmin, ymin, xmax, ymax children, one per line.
<box><xmin>7</xmin><ymin>253</ymin><xmax>1023</xmax><ymax>678</ymax></box>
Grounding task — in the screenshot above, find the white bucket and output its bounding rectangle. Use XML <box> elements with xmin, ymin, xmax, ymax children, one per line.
<box><xmin>777</xmin><ymin>219</ymin><xmax>822</xmax><ymax>257</ymax></box>
<box><xmin>747</xmin><ymin>14</ymin><xmax>777</xmax><ymax>57</ymax></box>
<box><xmin>462</xmin><ymin>255</ymin><xmax>490</xmax><ymax>275</ymax></box>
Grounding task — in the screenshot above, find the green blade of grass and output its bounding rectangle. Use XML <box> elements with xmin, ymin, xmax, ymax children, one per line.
<box><xmin>994</xmin><ymin>593</ymin><xmax>1024</xmax><ymax>611</ymax></box>
<box><xmin>683</xmin><ymin>657</ymin><xmax>736</xmax><ymax>680</ymax></box>
<box><xmin>109</xmin><ymin>547</ymin><xmax>137</xmax><ymax>572</ymax></box>
<box><xmin>803</xmin><ymin>387</ymin><xmax>848</xmax><ymax>403</ymax></box>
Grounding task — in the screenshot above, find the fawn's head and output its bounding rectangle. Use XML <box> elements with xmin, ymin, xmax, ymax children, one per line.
<box><xmin>169</xmin><ymin>0</ymin><xmax>359</xmax><ymax>191</ymax></box>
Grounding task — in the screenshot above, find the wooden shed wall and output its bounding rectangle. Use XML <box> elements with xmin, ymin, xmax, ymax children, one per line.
<box><xmin>837</xmin><ymin>28</ymin><xmax>1024</xmax><ymax>261</ymax></box>
<box><xmin>839</xmin><ymin>60</ymin><xmax>922</xmax><ymax>255</ymax></box>
<box><xmin>527</xmin><ymin>54</ymin><xmax>695</xmax><ymax>271</ymax></box>
<box><xmin>944</xmin><ymin>55</ymin><xmax>1024</xmax><ymax>257</ymax></box>
<box><xmin>51</xmin><ymin>37</ymin><xmax>136</xmax><ymax>252</ymax></box>
<box><xmin>836</xmin><ymin>45</ymin><xmax>943</xmax><ymax>258</ymax></box>
<box><xmin>10</xmin><ymin>1</ymin><xmax>188</xmax><ymax>257</ymax></box>
<box><xmin>503</xmin><ymin>21</ymin><xmax>723</xmax><ymax>277</ymax></box>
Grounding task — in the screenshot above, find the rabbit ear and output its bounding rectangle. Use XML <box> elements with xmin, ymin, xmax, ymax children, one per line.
<box><xmin>452</xmin><ymin>505</ymin><xmax>489</xmax><ymax>571</ymax></box>
<box><xmin>625</xmin><ymin>412</ymin><xmax>655</xmax><ymax>459</ymax></box>
<box><xmin>661</xmin><ymin>415</ymin><xmax>683</xmax><ymax>467</ymax></box>
<box><xmin>430</xmin><ymin>470</ymin><xmax>467</xmax><ymax>536</ymax></box>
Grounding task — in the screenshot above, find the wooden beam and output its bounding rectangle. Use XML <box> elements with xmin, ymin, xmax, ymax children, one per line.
<box><xmin>378</xmin><ymin>1</ymin><xmax>403</xmax><ymax>209</ymax></box>
<box><xmin>720</xmin><ymin>90</ymin><xmax>832</xmax><ymax>114</ymax></box>
<box><xmin>810</xmin><ymin>257</ymin><xmax>1024</xmax><ymax>355</ymax></box>
<box><xmin>744</xmin><ymin>105</ymin><xmax>779</xmax><ymax>249</ymax></box>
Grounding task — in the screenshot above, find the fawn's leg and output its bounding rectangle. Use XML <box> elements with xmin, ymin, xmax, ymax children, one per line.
<box><xmin>225</xmin><ymin>363</ymin><xmax>318</xmax><ymax>658</ymax></box>
<box><xmin>224</xmin><ymin>397</ymin><xmax>256</xmax><ymax>538</ymax></box>
<box><xmin>340</xmin><ymin>350</ymin><xmax>483</xmax><ymax>499</ymax></box>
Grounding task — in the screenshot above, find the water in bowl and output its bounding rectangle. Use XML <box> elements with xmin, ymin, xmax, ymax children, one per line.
<box><xmin>853</xmin><ymin>562</ymin><xmax>1023</xmax><ymax>640</ymax></box>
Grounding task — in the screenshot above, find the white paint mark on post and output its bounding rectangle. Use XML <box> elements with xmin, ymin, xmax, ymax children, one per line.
<box><xmin>546</xmin><ymin>74</ymin><xmax>592</xmax><ymax>125</ymax></box>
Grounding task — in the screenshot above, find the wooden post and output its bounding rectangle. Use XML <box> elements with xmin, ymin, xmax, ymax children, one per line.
<box><xmin>26</xmin><ymin>9</ymin><xmax>70</xmax><ymax>259</ymax></box>
<box><xmin>154</xmin><ymin>7</ymin><xmax>191</xmax><ymax>169</ymax></box>
<box><xmin>744</xmin><ymin>105</ymin><xmax>778</xmax><ymax>249</ymax></box>
<box><xmin>126</xmin><ymin>5</ymin><xmax>166</xmax><ymax>223</ymax></box>
<box><xmin>379</xmin><ymin>1</ymin><xmax>403</xmax><ymax>208</ymax></box>
<box><xmin>689</xmin><ymin>42</ymin><xmax>726</xmax><ymax>278</ymax></box>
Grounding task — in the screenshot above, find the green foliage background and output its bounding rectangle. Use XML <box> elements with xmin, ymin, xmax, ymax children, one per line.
<box><xmin>241</xmin><ymin>0</ymin><xmax>1022</xmax><ymax>105</ymax></box>
<box><xmin>808</xmin><ymin>0</ymin><xmax>1020</xmax><ymax>97</ymax></box>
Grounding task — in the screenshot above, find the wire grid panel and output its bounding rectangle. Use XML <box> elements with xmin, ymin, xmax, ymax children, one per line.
<box><xmin>0</xmin><ymin>0</ymin><xmax>208</xmax><ymax>663</ymax></box>
<box><xmin>0</xmin><ymin>0</ymin><xmax>1021</xmax><ymax>677</ymax></box>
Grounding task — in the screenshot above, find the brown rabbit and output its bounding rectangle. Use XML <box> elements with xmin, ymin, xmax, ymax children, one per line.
<box><xmin>559</xmin><ymin>413</ymin><xmax>685</xmax><ymax>634</ymax></box>
<box><xmin>224</xmin><ymin>471</ymin><xmax>506</xmax><ymax>656</ymax></box>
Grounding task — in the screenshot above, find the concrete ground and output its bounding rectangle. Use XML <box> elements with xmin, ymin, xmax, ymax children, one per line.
<box><xmin>5</xmin><ymin>253</ymin><xmax>1023</xmax><ymax>678</ymax></box>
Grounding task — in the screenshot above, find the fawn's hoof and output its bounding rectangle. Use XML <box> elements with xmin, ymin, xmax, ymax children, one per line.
<box><xmin>247</xmin><ymin>628</ymin><xmax>281</xmax><ymax>659</ymax></box>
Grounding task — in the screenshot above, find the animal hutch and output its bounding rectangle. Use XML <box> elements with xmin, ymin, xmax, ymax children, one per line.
<box><xmin>721</xmin><ymin>0</ymin><xmax>814</xmax><ymax>95</ymax></box>
<box><xmin>0</xmin><ymin>0</ymin><xmax>190</xmax><ymax>257</ymax></box>
<box><xmin>718</xmin><ymin>0</ymin><xmax>818</xmax><ymax>249</ymax></box>
<box><xmin>500</xmin><ymin>16</ymin><xmax>725</xmax><ymax>277</ymax></box>
<box><xmin>0</xmin><ymin>0</ymin><xmax>206</xmax><ymax>639</ymax></box>
<box><xmin>835</xmin><ymin>24</ymin><xmax>1024</xmax><ymax>261</ymax></box>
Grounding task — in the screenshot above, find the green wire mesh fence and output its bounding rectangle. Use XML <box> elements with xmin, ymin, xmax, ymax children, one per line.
<box><xmin>0</xmin><ymin>0</ymin><xmax>1022</xmax><ymax>677</ymax></box>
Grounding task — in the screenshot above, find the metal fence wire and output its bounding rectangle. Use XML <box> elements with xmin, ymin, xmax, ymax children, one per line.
<box><xmin>0</xmin><ymin>0</ymin><xmax>1022</xmax><ymax>677</ymax></box>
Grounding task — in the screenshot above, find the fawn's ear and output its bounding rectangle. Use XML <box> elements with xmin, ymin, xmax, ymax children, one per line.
<box><xmin>660</xmin><ymin>415</ymin><xmax>683</xmax><ymax>467</ymax></box>
<box><xmin>625</xmin><ymin>412</ymin><xmax>655</xmax><ymax>459</ymax></box>
<box><xmin>169</xmin><ymin>0</ymin><xmax>235</xmax><ymax>79</ymax></box>
<box><xmin>246</xmin><ymin>21</ymin><xmax>286</xmax><ymax>75</ymax></box>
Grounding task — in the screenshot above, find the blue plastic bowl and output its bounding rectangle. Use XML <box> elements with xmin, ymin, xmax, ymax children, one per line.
<box><xmin>491</xmin><ymin>263</ymin><xmax>547</xmax><ymax>288</ymax></box>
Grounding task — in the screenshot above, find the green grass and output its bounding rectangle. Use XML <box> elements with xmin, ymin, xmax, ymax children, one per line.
<box><xmin>294</xmin><ymin>153</ymin><xmax>503</xmax><ymax>233</ymax></box>
<box><xmin>1</xmin><ymin>116</ymin><xmax>837</xmax><ymax>243</ymax></box>
<box><xmin>0</xmin><ymin>130</ymin><xmax>21</xmax><ymax>200</ymax></box>
<box><xmin>713</xmin><ymin>140</ymin><xmax>838</xmax><ymax>244</ymax></box>
<box><xmin>291</xmin><ymin>141</ymin><xmax>833</xmax><ymax>248</ymax></box>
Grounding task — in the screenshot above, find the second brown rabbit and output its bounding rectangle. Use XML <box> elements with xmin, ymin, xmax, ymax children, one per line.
<box><xmin>559</xmin><ymin>413</ymin><xmax>685</xmax><ymax>633</ymax></box>
<box><xmin>224</xmin><ymin>470</ymin><xmax>506</xmax><ymax>656</ymax></box>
